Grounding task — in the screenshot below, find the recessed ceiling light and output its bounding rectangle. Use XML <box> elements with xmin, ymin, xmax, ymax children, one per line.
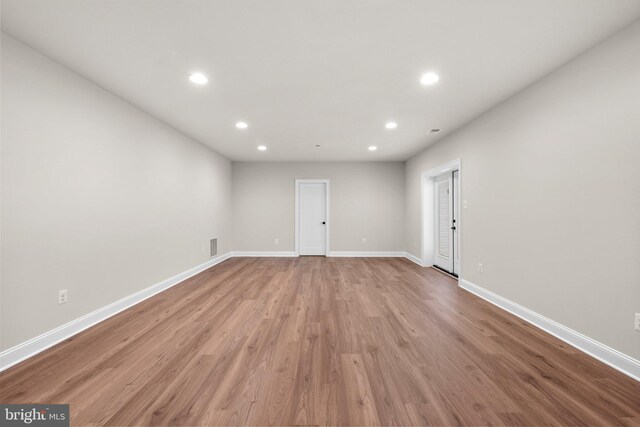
<box><xmin>257</xmin><ymin>145</ymin><xmax>267</xmax><ymax>151</ymax></box>
<box><xmin>420</xmin><ymin>72</ymin><xmax>439</xmax><ymax>85</ymax></box>
<box><xmin>235</xmin><ymin>121</ymin><xmax>248</xmax><ymax>129</ymax></box>
<box><xmin>189</xmin><ymin>73</ymin><xmax>208</xmax><ymax>85</ymax></box>
<box><xmin>385</xmin><ymin>122</ymin><xmax>398</xmax><ymax>129</ymax></box>
<box><xmin>368</xmin><ymin>146</ymin><xmax>378</xmax><ymax>151</ymax></box>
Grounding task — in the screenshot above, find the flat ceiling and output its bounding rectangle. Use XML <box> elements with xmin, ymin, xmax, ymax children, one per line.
<box><xmin>2</xmin><ymin>1</ymin><xmax>640</xmax><ymax>161</ymax></box>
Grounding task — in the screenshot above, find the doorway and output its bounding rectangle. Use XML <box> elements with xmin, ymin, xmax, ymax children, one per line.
<box><xmin>295</xmin><ymin>179</ymin><xmax>330</xmax><ymax>256</ymax></box>
<box><xmin>421</xmin><ymin>160</ymin><xmax>462</xmax><ymax>281</ymax></box>
<box><xmin>433</xmin><ymin>170</ymin><xmax>460</xmax><ymax>276</ymax></box>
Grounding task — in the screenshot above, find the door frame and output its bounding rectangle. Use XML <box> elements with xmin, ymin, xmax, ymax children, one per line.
<box><xmin>295</xmin><ymin>179</ymin><xmax>330</xmax><ymax>256</ymax></box>
<box><xmin>421</xmin><ymin>159</ymin><xmax>462</xmax><ymax>283</ymax></box>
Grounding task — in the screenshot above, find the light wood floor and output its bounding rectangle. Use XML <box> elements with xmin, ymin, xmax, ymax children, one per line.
<box><xmin>1</xmin><ymin>257</ymin><xmax>638</xmax><ymax>426</ymax></box>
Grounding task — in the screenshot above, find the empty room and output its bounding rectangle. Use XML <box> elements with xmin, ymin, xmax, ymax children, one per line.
<box><xmin>1</xmin><ymin>1</ymin><xmax>639</xmax><ymax>426</ymax></box>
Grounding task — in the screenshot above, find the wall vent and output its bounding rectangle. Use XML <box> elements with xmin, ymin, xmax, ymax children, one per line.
<box><xmin>210</xmin><ymin>238</ymin><xmax>217</xmax><ymax>257</ymax></box>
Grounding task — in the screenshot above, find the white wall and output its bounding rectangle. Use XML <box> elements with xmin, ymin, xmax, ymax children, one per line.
<box><xmin>4</xmin><ymin>18</ymin><xmax>639</xmax><ymax>370</ymax></box>
<box><xmin>405</xmin><ymin>22</ymin><xmax>640</xmax><ymax>359</ymax></box>
<box><xmin>233</xmin><ymin>162</ymin><xmax>405</xmax><ymax>252</ymax></box>
<box><xmin>1</xmin><ymin>34</ymin><xmax>233</xmax><ymax>351</ymax></box>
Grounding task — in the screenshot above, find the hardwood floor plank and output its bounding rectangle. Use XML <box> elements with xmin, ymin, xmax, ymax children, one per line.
<box><xmin>358</xmin><ymin>327</ymin><xmax>414</xmax><ymax>426</ymax></box>
<box><xmin>1</xmin><ymin>257</ymin><xmax>638</xmax><ymax>426</ymax></box>
<box><xmin>339</xmin><ymin>354</ymin><xmax>380</xmax><ymax>426</ymax></box>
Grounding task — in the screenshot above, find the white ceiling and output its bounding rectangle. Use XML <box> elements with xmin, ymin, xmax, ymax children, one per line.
<box><xmin>2</xmin><ymin>1</ymin><xmax>640</xmax><ymax>161</ymax></box>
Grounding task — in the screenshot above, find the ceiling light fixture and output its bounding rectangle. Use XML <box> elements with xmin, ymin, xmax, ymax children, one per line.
<box><xmin>420</xmin><ymin>72</ymin><xmax>439</xmax><ymax>85</ymax></box>
<box><xmin>235</xmin><ymin>121</ymin><xmax>248</xmax><ymax>129</ymax></box>
<box><xmin>385</xmin><ymin>122</ymin><xmax>398</xmax><ymax>129</ymax></box>
<box><xmin>368</xmin><ymin>146</ymin><xmax>378</xmax><ymax>151</ymax></box>
<box><xmin>189</xmin><ymin>73</ymin><xmax>208</xmax><ymax>85</ymax></box>
<box><xmin>257</xmin><ymin>145</ymin><xmax>267</xmax><ymax>151</ymax></box>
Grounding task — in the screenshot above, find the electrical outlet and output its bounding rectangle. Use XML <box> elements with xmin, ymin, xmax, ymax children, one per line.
<box><xmin>477</xmin><ymin>263</ymin><xmax>483</xmax><ymax>273</ymax></box>
<box><xmin>274</xmin><ymin>238</ymin><xmax>279</xmax><ymax>245</ymax></box>
<box><xmin>635</xmin><ymin>313</ymin><xmax>640</xmax><ymax>331</ymax></box>
<box><xmin>58</xmin><ymin>289</ymin><xmax>68</xmax><ymax>305</ymax></box>
<box><xmin>362</xmin><ymin>238</ymin><xmax>366</xmax><ymax>244</ymax></box>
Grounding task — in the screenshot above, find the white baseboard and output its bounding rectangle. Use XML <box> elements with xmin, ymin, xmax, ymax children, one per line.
<box><xmin>460</xmin><ymin>279</ymin><xmax>640</xmax><ymax>382</ymax></box>
<box><xmin>231</xmin><ymin>251</ymin><xmax>297</xmax><ymax>257</ymax></box>
<box><xmin>0</xmin><ymin>252</ymin><xmax>232</xmax><ymax>372</ymax></box>
<box><xmin>404</xmin><ymin>252</ymin><xmax>424</xmax><ymax>266</ymax></box>
<box><xmin>11</xmin><ymin>251</ymin><xmax>635</xmax><ymax>384</ymax></box>
<box><xmin>328</xmin><ymin>251</ymin><xmax>406</xmax><ymax>257</ymax></box>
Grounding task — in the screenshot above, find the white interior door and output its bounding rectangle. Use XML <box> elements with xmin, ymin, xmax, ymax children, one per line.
<box><xmin>434</xmin><ymin>173</ymin><xmax>454</xmax><ymax>274</ymax></box>
<box><xmin>299</xmin><ymin>182</ymin><xmax>327</xmax><ymax>255</ymax></box>
<box><xmin>452</xmin><ymin>170</ymin><xmax>460</xmax><ymax>275</ymax></box>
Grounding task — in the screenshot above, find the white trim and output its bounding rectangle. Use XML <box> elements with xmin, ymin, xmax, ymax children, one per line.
<box><xmin>295</xmin><ymin>179</ymin><xmax>330</xmax><ymax>256</ymax></box>
<box><xmin>0</xmin><ymin>252</ymin><xmax>232</xmax><ymax>373</ymax></box>
<box><xmin>460</xmin><ymin>279</ymin><xmax>640</xmax><ymax>382</ymax></box>
<box><xmin>404</xmin><ymin>252</ymin><xmax>424</xmax><ymax>266</ymax></box>
<box><xmin>231</xmin><ymin>251</ymin><xmax>297</xmax><ymax>257</ymax></box>
<box><xmin>421</xmin><ymin>159</ymin><xmax>462</xmax><ymax>282</ymax></box>
<box><xmin>9</xmin><ymin>251</ymin><xmax>635</xmax><ymax>385</ymax></box>
<box><xmin>0</xmin><ymin>248</ymin><xmax>410</xmax><ymax>372</ymax></box>
<box><xmin>328</xmin><ymin>251</ymin><xmax>405</xmax><ymax>257</ymax></box>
